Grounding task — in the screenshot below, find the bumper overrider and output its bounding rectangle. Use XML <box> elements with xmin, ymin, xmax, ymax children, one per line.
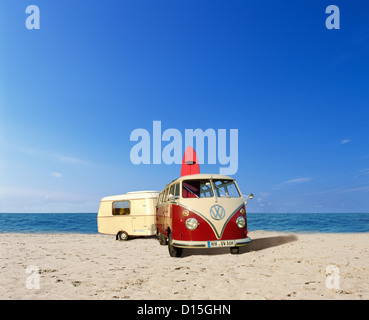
<box><xmin>172</xmin><ymin>237</ymin><xmax>252</xmax><ymax>249</ymax></box>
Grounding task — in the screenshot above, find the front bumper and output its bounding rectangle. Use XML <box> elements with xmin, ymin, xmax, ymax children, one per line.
<box><xmin>172</xmin><ymin>237</ymin><xmax>252</xmax><ymax>249</ymax></box>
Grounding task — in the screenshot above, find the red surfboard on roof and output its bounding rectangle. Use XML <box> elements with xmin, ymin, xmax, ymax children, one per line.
<box><xmin>180</xmin><ymin>146</ymin><xmax>200</xmax><ymax>177</ymax></box>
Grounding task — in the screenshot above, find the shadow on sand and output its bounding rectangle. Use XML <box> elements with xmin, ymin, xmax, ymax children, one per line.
<box><xmin>181</xmin><ymin>234</ymin><xmax>298</xmax><ymax>257</ymax></box>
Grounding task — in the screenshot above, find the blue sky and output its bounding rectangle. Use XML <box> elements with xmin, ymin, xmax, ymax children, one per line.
<box><xmin>1</xmin><ymin>0</ymin><xmax>369</xmax><ymax>213</ymax></box>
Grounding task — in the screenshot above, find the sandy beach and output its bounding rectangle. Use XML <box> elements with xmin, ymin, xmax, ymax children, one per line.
<box><xmin>0</xmin><ymin>231</ymin><xmax>368</xmax><ymax>300</ymax></box>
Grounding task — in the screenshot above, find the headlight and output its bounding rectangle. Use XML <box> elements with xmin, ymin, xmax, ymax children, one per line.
<box><xmin>185</xmin><ymin>218</ymin><xmax>199</xmax><ymax>230</ymax></box>
<box><xmin>236</xmin><ymin>216</ymin><xmax>246</xmax><ymax>228</ymax></box>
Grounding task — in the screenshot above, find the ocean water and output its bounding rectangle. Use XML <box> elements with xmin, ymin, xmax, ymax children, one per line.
<box><xmin>0</xmin><ymin>213</ymin><xmax>98</xmax><ymax>234</ymax></box>
<box><xmin>248</xmin><ymin>213</ymin><xmax>369</xmax><ymax>233</ymax></box>
<box><xmin>0</xmin><ymin>212</ymin><xmax>368</xmax><ymax>234</ymax></box>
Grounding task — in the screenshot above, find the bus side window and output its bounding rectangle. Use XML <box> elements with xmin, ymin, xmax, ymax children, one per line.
<box><xmin>174</xmin><ymin>183</ymin><xmax>180</xmax><ymax>199</ymax></box>
<box><xmin>164</xmin><ymin>187</ymin><xmax>169</xmax><ymax>202</ymax></box>
<box><xmin>169</xmin><ymin>184</ymin><xmax>175</xmax><ymax>199</ymax></box>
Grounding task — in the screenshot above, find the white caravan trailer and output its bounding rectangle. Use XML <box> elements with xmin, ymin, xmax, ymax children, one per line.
<box><xmin>97</xmin><ymin>191</ymin><xmax>159</xmax><ymax>240</ymax></box>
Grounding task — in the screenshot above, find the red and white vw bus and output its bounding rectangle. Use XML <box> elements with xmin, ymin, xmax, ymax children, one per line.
<box><xmin>156</xmin><ymin>173</ymin><xmax>253</xmax><ymax>257</ymax></box>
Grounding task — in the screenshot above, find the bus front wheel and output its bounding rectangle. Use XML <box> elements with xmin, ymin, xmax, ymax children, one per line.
<box><xmin>168</xmin><ymin>233</ymin><xmax>183</xmax><ymax>258</ymax></box>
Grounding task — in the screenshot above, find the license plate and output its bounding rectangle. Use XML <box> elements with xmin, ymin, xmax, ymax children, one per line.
<box><xmin>207</xmin><ymin>240</ymin><xmax>236</xmax><ymax>248</ymax></box>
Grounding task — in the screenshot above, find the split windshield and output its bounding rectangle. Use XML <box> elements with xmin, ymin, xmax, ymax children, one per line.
<box><xmin>182</xmin><ymin>179</ymin><xmax>240</xmax><ymax>198</ymax></box>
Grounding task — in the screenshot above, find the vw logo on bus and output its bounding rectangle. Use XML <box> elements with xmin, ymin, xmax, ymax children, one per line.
<box><xmin>210</xmin><ymin>205</ymin><xmax>226</xmax><ymax>220</ymax></box>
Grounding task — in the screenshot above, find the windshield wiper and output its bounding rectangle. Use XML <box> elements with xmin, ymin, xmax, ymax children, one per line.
<box><xmin>213</xmin><ymin>183</ymin><xmax>229</xmax><ymax>198</ymax></box>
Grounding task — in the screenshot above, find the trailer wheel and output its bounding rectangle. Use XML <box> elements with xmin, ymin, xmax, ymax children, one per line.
<box><xmin>168</xmin><ymin>233</ymin><xmax>183</xmax><ymax>258</ymax></box>
<box><xmin>117</xmin><ymin>231</ymin><xmax>129</xmax><ymax>241</ymax></box>
<box><xmin>230</xmin><ymin>247</ymin><xmax>239</xmax><ymax>254</ymax></box>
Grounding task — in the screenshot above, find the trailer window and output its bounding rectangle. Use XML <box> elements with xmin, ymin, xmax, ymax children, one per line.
<box><xmin>112</xmin><ymin>201</ymin><xmax>130</xmax><ymax>215</ymax></box>
<box><xmin>212</xmin><ymin>180</ymin><xmax>240</xmax><ymax>197</ymax></box>
<box><xmin>182</xmin><ymin>179</ymin><xmax>214</xmax><ymax>198</ymax></box>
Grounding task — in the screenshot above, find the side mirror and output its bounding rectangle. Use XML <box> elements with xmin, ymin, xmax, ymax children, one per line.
<box><xmin>168</xmin><ymin>194</ymin><xmax>175</xmax><ymax>201</ymax></box>
<box><xmin>244</xmin><ymin>193</ymin><xmax>254</xmax><ymax>204</ymax></box>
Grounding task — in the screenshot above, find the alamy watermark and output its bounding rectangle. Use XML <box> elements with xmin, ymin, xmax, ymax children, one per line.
<box><xmin>24</xmin><ymin>4</ymin><xmax>340</xmax><ymax>31</ymax></box>
<box><xmin>25</xmin><ymin>5</ymin><xmax>40</xmax><ymax>30</ymax></box>
<box><xmin>25</xmin><ymin>265</ymin><xmax>40</xmax><ymax>290</ymax></box>
<box><xmin>325</xmin><ymin>265</ymin><xmax>340</xmax><ymax>290</ymax></box>
<box><xmin>325</xmin><ymin>5</ymin><xmax>340</xmax><ymax>30</ymax></box>
<box><xmin>24</xmin><ymin>4</ymin><xmax>339</xmax><ymax>31</ymax></box>
<box><xmin>130</xmin><ymin>121</ymin><xmax>238</xmax><ymax>175</ymax></box>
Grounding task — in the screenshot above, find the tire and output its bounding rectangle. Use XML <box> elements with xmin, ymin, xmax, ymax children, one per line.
<box><xmin>157</xmin><ymin>229</ymin><xmax>168</xmax><ymax>245</ymax></box>
<box><xmin>118</xmin><ymin>231</ymin><xmax>129</xmax><ymax>241</ymax></box>
<box><xmin>168</xmin><ymin>233</ymin><xmax>183</xmax><ymax>258</ymax></box>
<box><xmin>230</xmin><ymin>247</ymin><xmax>239</xmax><ymax>254</ymax></box>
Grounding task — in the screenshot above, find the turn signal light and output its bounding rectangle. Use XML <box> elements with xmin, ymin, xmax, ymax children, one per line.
<box><xmin>182</xmin><ymin>210</ymin><xmax>190</xmax><ymax>216</ymax></box>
